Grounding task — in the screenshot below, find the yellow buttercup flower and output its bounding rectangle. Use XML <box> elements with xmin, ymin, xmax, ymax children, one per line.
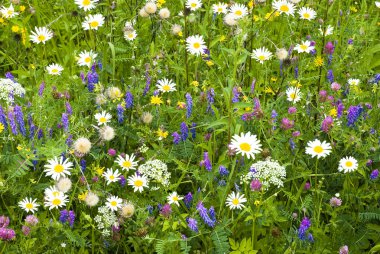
<box><xmin>150</xmin><ymin>95</ymin><xmax>163</xmax><ymax>105</ymax></box>
<box><xmin>20</xmin><ymin>6</ymin><xmax>26</xmax><ymax>12</ymax></box>
<box><xmin>253</xmin><ymin>15</ymin><xmax>260</xmax><ymax>22</ymax></box>
<box><xmin>248</xmin><ymin>1</ymin><xmax>254</xmax><ymax>9</ymax></box>
<box><xmin>156</xmin><ymin>128</ymin><xmax>168</xmax><ymax>139</ymax></box>
<box><xmin>206</xmin><ymin>60</ymin><xmax>214</xmax><ymax>66</ymax></box>
<box><xmin>242</xmin><ymin>95</ymin><xmax>249</xmax><ymax>102</ymax></box>
<box><xmin>0</xmin><ymin>18</ymin><xmax>5</xmax><ymax>24</ymax></box>
<box><xmin>350</xmin><ymin>6</ymin><xmax>357</xmax><ymax>13</ymax></box>
<box><xmin>11</xmin><ymin>25</ymin><xmax>20</xmax><ymax>33</ymax></box>
<box><xmin>314</xmin><ymin>56</ymin><xmax>324</xmax><ymax>67</ymax></box>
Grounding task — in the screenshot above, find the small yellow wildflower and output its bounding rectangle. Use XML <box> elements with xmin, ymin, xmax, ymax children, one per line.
<box><xmin>0</xmin><ymin>123</ymin><xmax>4</xmax><ymax>134</ymax></box>
<box><xmin>29</xmin><ymin>64</ymin><xmax>36</xmax><ymax>70</ymax></box>
<box><xmin>177</xmin><ymin>101</ymin><xmax>186</xmax><ymax>109</ymax></box>
<box><xmin>191</xmin><ymin>81</ymin><xmax>199</xmax><ymax>87</ymax></box>
<box><xmin>253</xmin><ymin>15</ymin><xmax>260</xmax><ymax>22</ymax></box>
<box><xmin>11</xmin><ymin>25</ymin><xmax>20</xmax><ymax>33</ymax></box>
<box><xmin>314</xmin><ymin>56</ymin><xmax>324</xmax><ymax>67</ymax></box>
<box><xmin>254</xmin><ymin>200</ymin><xmax>261</xmax><ymax>206</ymax></box>
<box><xmin>271</xmin><ymin>77</ymin><xmax>278</xmax><ymax>82</ymax></box>
<box><xmin>219</xmin><ymin>35</ymin><xmax>226</xmax><ymax>42</ymax></box>
<box><xmin>20</xmin><ymin>6</ymin><xmax>26</xmax><ymax>12</ymax></box>
<box><xmin>245</xmin><ymin>107</ymin><xmax>251</xmax><ymax>112</ymax></box>
<box><xmin>248</xmin><ymin>1</ymin><xmax>254</xmax><ymax>9</ymax></box>
<box><xmin>95</xmin><ymin>167</ymin><xmax>105</xmax><ymax>176</ymax></box>
<box><xmin>0</xmin><ymin>18</ymin><xmax>4</xmax><ymax>24</ymax></box>
<box><xmin>151</xmin><ymin>95</ymin><xmax>163</xmax><ymax>105</ymax></box>
<box><xmin>206</xmin><ymin>60</ymin><xmax>214</xmax><ymax>66</ymax></box>
<box><xmin>178</xmin><ymin>31</ymin><xmax>183</xmax><ymax>37</ymax></box>
<box><xmin>166</xmin><ymin>99</ymin><xmax>171</xmax><ymax>105</ymax></box>
<box><xmin>156</xmin><ymin>128</ymin><xmax>168</xmax><ymax>139</ymax></box>
<box><xmin>329</xmin><ymin>108</ymin><xmax>337</xmax><ymax>117</ymax></box>
<box><xmin>17</xmin><ymin>145</ymin><xmax>23</xmax><ymax>151</ymax></box>
<box><xmin>350</xmin><ymin>6</ymin><xmax>357</xmax><ymax>13</ymax></box>
<box><xmin>264</xmin><ymin>87</ymin><xmax>275</xmax><ymax>95</ymax></box>
<box><xmin>78</xmin><ymin>192</ymin><xmax>88</xmax><ymax>201</ymax></box>
<box><xmin>242</xmin><ymin>95</ymin><xmax>249</xmax><ymax>102</ymax></box>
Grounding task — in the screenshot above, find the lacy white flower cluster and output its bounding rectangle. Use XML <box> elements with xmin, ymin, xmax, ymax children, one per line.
<box><xmin>241</xmin><ymin>158</ymin><xmax>287</xmax><ymax>189</ymax></box>
<box><xmin>0</xmin><ymin>78</ymin><xmax>25</xmax><ymax>104</ymax></box>
<box><xmin>94</xmin><ymin>206</ymin><xmax>118</xmax><ymax>237</ymax></box>
<box><xmin>138</xmin><ymin>159</ymin><xmax>171</xmax><ymax>188</ymax></box>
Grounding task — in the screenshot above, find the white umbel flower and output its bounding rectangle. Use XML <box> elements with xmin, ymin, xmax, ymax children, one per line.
<box><xmin>298</xmin><ymin>7</ymin><xmax>316</xmax><ymax>20</ymax></box>
<box><xmin>115</xmin><ymin>154</ymin><xmax>138</xmax><ymax>171</ymax></box>
<box><xmin>46</xmin><ymin>63</ymin><xmax>63</xmax><ymax>75</ymax></box>
<box><xmin>229</xmin><ymin>132</ymin><xmax>262</xmax><ymax>159</ymax></box>
<box><xmin>305</xmin><ymin>139</ymin><xmax>332</xmax><ymax>159</ymax></box>
<box><xmin>294</xmin><ymin>40</ymin><xmax>315</xmax><ymax>53</ymax></box>
<box><xmin>82</xmin><ymin>14</ymin><xmax>105</xmax><ymax>30</ymax></box>
<box><xmin>75</xmin><ymin>0</ymin><xmax>99</xmax><ymax>11</ymax></box>
<box><xmin>102</xmin><ymin>168</ymin><xmax>121</xmax><ymax>185</ymax></box>
<box><xmin>19</xmin><ymin>197</ymin><xmax>39</xmax><ymax>213</ymax></box>
<box><xmin>186</xmin><ymin>35</ymin><xmax>207</xmax><ymax>56</ymax></box>
<box><xmin>106</xmin><ymin>195</ymin><xmax>122</xmax><ymax>211</ymax></box>
<box><xmin>44</xmin><ymin>156</ymin><xmax>73</xmax><ymax>181</ymax></box>
<box><xmin>127</xmin><ymin>173</ymin><xmax>149</xmax><ymax>192</ymax></box>
<box><xmin>348</xmin><ymin>78</ymin><xmax>360</xmax><ymax>86</ymax></box>
<box><xmin>226</xmin><ymin>192</ymin><xmax>247</xmax><ymax>210</ymax></box>
<box><xmin>338</xmin><ymin>156</ymin><xmax>358</xmax><ymax>173</ymax></box>
<box><xmin>0</xmin><ymin>4</ymin><xmax>18</xmax><ymax>19</ymax></box>
<box><xmin>252</xmin><ymin>47</ymin><xmax>273</xmax><ymax>64</ymax></box>
<box><xmin>156</xmin><ymin>78</ymin><xmax>176</xmax><ymax>93</ymax></box>
<box><xmin>77</xmin><ymin>50</ymin><xmax>98</xmax><ymax>68</ymax></box>
<box><xmin>30</xmin><ymin>27</ymin><xmax>53</xmax><ymax>44</ymax></box>
<box><xmin>186</xmin><ymin>0</ymin><xmax>202</xmax><ymax>11</ymax></box>
<box><xmin>286</xmin><ymin>86</ymin><xmax>302</xmax><ymax>103</ymax></box>
<box><xmin>94</xmin><ymin>111</ymin><xmax>112</xmax><ymax>126</ymax></box>
<box><xmin>272</xmin><ymin>0</ymin><xmax>296</xmax><ymax>16</ymax></box>
<box><xmin>229</xmin><ymin>3</ymin><xmax>248</xmax><ymax>19</ymax></box>
<box><xmin>167</xmin><ymin>192</ymin><xmax>183</xmax><ymax>206</ymax></box>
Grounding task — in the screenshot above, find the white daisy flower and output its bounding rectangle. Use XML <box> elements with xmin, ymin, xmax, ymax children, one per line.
<box><xmin>272</xmin><ymin>0</ymin><xmax>296</xmax><ymax>16</ymax></box>
<box><xmin>77</xmin><ymin>50</ymin><xmax>98</xmax><ymax>68</ymax></box>
<box><xmin>102</xmin><ymin>168</ymin><xmax>121</xmax><ymax>185</ymax></box>
<box><xmin>44</xmin><ymin>186</ymin><xmax>62</xmax><ymax>198</ymax></box>
<box><xmin>44</xmin><ymin>156</ymin><xmax>73</xmax><ymax>181</ymax></box>
<box><xmin>30</xmin><ymin>27</ymin><xmax>53</xmax><ymax>44</ymax></box>
<box><xmin>0</xmin><ymin>4</ymin><xmax>18</xmax><ymax>19</ymax></box>
<box><xmin>156</xmin><ymin>78</ymin><xmax>176</xmax><ymax>93</ymax></box>
<box><xmin>186</xmin><ymin>0</ymin><xmax>202</xmax><ymax>11</ymax></box>
<box><xmin>294</xmin><ymin>40</ymin><xmax>315</xmax><ymax>53</ymax></box>
<box><xmin>252</xmin><ymin>47</ymin><xmax>273</xmax><ymax>64</ymax></box>
<box><xmin>226</xmin><ymin>192</ymin><xmax>247</xmax><ymax>210</ymax></box>
<box><xmin>167</xmin><ymin>192</ymin><xmax>183</xmax><ymax>206</ymax></box>
<box><xmin>319</xmin><ymin>25</ymin><xmax>334</xmax><ymax>36</ymax></box>
<box><xmin>124</xmin><ymin>30</ymin><xmax>137</xmax><ymax>41</ymax></box>
<box><xmin>348</xmin><ymin>78</ymin><xmax>360</xmax><ymax>86</ymax></box>
<box><xmin>338</xmin><ymin>156</ymin><xmax>358</xmax><ymax>173</ymax></box>
<box><xmin>115</xmin><ymin>154</ymin><xmax>138</xmax><ymax>171</ymax></box>
<box><xmin>298</xmin><ymin>7</ymin><xmax>316</xmax><ymax>20</ymax></box>
<box><xmin>82</xmin><ymin>14</ymin><xmax>105</xmax><ymax>30</ymax></box>
<box><xmin>305</xmin><ymin>139</ymin><xmax>332</xmax><ymax>159</ymax></box>
<box><xmin>127</xmin><ymin>173</ymin><xmax>149</xmax><ymax>193</ymax></box>
<box><xmin>94</xmin><ymin>111</ymin><xmax>112</xmax><ymax>126</ymax></box>
<box><xmin>212</xmin><ymin>2</ymin><xmax>228</xmax><ymax>14</ymax></box>
<box><xmin>46</xmin><ymin>63</ymin><xmax>64</xmax><ymax>75</ymax></box>
<box><xmin>186</xmin><ymin>35</ymin><xmax>207</xmax><ymax>56</ymax></box>
<box><xmin>376</xmin><ymin>1</ymin><xmax>380</xmax><ymax>8</ymax></box>
<box><xmin>44</xmin><ymin>192</ymin><xmax>68</xmax><ymax>210</ymax></box>
<box><xmin>229</xmin><ymin>132</ymin><xmax>262</xmax><ymax>160</ymax></box>
<box><xmin>229</xmin><ymin>3</ymin><xmax>248</xmax><ymax>19</ymax></box>
<box><xmin>286</xmin><ymin>86</ymin><xmax>302</xmax><ymax>103</ymax></box>
<box><xmin>75</xmin><ymin>0</ymin><xmax>99</xmax><ymax>11</ymax></box>
<box><xmin>106</xmin><ymin>195</ymin><xmax>122</xmax><ymax>211</ymax></box>
<box><xmin>19</xmin><ymin>197</ymin><xmax>39</xmax><ymax>214</ymax></box>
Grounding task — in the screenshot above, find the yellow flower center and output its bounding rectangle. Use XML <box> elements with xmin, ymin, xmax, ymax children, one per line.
<box><xmin>90</xmin><ymin>21</ymin><xmax>99</xmax><ymax>28</ymax></box>
<box><xmin>52</xmin><ymin>191</ymin><xmax>60</xmax><ymax>197</ymax></box>
<box><xmin>217</xmin><ymin>7</ymin><xmax>223</xmax><ymax>12</ymax></box>
<box><xmin>134</xmin><ymin>180</ymin><xmax>143</xmax><ymax>187</ymax></box>
<box><xmin>52</xmin><ymin>69</ymin><xmax>59</xmax><ymax>73</ymax></box>
<box><xmin>122</xmin><ymin>161</ymin><xmax>132</xmax><ymax>168</ymax></box>
<box><xmin>99</xmin><ymin>117</ymin><xmax>107</xmax><ymax>123</ymax></box>
<box><xmin>52</xmin><ymin>199</ymin><xmax>61</xmax><ymax>206</ymax></box>
<box><xmin>232</xmin><ymin>198</ymin><xmax>239</xmax><ymax>205</ymax></box>
<box><xmin>290</xmin><ymin>93</ymin><xmax>296</xmax><ymax>99</ymax></box>
<box><xmin>38</xmin><ymin>35</ymin><xmax>46</xmax><ymax>42</ymax></box>
<box><xmin>128</xmin><ymin>33</ymin><xmax>134</xmax><ymax>38</ymax></box>
<box><xmin>239</xmin><ymin>142</ymin><xmax>251</xmax><ymax>152</ymax></box>
<box><xmin>110</xmin><ymin>201</ymin><xmax>117</xmax><ymax>206</ymax></box>
<box><xmin>280</xmin><ymin>5</ymin><xmax>289</xmax><ymax>12</ymax></box>
<box><xmin>162</xmin><ymin>85</ymin><xmax>171</xmax><ymax>91</ymax></box>
<box><xmin>84</xmin><ymin>57</ymin><xmax>91</xmax><ymax>63</ymax></box>
<box><xmin>193</xmin><ymin>42</ymin><xmax>200</xmax><ymax>49</ymax></box>
<box><xmin>345</xmin><ymin>161</ymin><xmax>353</xmax><ymax>167</ymax></box>
<box><xmin>300</xmin><ymin>44</ymin><xmax>308</xmax><ymax>51</ymax></box>
<box><xmin>7</xmin><ymin>10</ymin><xmax>13</xmax><ymax>15</ymax></box>
<box><xmin>258</xmin><ymin>55</ymin><xmax>266</xmax><ymax>61</ymax></box>
<box><xmin>313</xmin><ymin>146</ymin><xmax>324</xmax><ymax>154</ymax></box>
<box><xmin>83</xmin><ymin>0</ymin><xmax>91</xmax><ymax>6</ymax></box>
<box><xmin>26</xmin><ymin>203</ymin><xmax>34</xmax><ymax>209</ymax></box>
<box><xmin>303</xmin><ymin>13</ymin><xmax>310</xmax><ymax>19</ymax></box>
<box><xmin>235</xmin><ymin>10</ymin><xmax>242</xmax><ymax>16</ymax></box>
<box><xmin>191</xmin><ymin>3</ymin><xmax>197</xmax><ymax>8</ymax></box>
<box><xmin>173</xmin><ymin>196</ymin><xmax>179</xmax><ymax>201</ymax></box>
<box><xmin>109</xmin><ymin>175</ymin><xmax>115</xmax><ymax>180</ymax></box>
<box><xmin>54</xmin><ymin>164</ymin><xmax>64</xmax><ymax>173</ymax></box>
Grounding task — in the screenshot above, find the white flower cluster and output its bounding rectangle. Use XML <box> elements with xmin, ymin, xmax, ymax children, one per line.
<box><xmin>241</xmin><ymin>158</ymin><xmax>287</xmax><ymax>189</ymax></box>
<box><xmin>94</xmin><ymin>206</ymin><xmax>118</xmax><ymax>237</ymax></box>
<box><xmin>138</xmin><ymin>159</ymin><xmax>171</xmax><ymax>187</ymax></box>
<box><xmin>0</xmin><ymin>78</ymin><xmax>25</xmax><ymax>104</ymax></box>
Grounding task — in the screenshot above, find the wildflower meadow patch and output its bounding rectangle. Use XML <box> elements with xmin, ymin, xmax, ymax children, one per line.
<box><xmin>0</xmin><ymin>0</ymin><xmax>380</xmax><ymax>253</ymax></box>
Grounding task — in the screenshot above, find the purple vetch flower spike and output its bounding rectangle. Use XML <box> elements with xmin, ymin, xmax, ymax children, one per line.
<box><xmin>180</xmin><ymin>122</ymin><xmax>188</xmax><ymax>141</ymax></box>
<box><xmin>125</xmin><ymin>91</ymin><xmax>133</xmax><ymax>109</ymax></box>
<box><xmin>80</xmin><ymin>159</ymin><xmax>86</xmax><ymax>172</ymax></box>
<box><xmin>143</xmin><ymin>65</ymin><xmax>151</xmax><ymax>96</ymax></box>
<box><xmin>232</xmin><ymin>87</ymin><xmax>240</xmax><ymax>103</ymax></box>
<box><xmin>327</xmin><ymin>69</ymin><xmax>334</xmax><ymax>83</ymax></box>
<box><xmin>186</xmin><ymin>93</ymin><xmax>193</xmax><ymax>118</ymax></box>
<box><xmin>206</xmin><ymin>88</ymin><xmax>215</xmax><ymax>114</ymax></box>
<box><xmin>87</xmin><ymin>70</ymin><xmax>98</xmax><ymax>92</ymax></box>
<box><xmin>250</xmin><ymin>78</ymin><xmax>256</xmax><ymax>94</ymax></box>
<box><xmin>347</xmin><ymin>105</ymin><xmax>363</xmax><ymax>127</ymax></box>
<box><xmin>196</xmin><ymin>202</ymin><xmax>215</xmax><ymax>227</ymax></box>
<box><xmin>187</xmin><ymin>218</ymin><xmax>198</xmax><ymax>232</ymax></box>
<box><xmin>14</xmin><ymin>105</ymin><xmax>26</xmax><ymax>136</ymax></box>
<box><xmin>184</xmin><ymin>192</ymin><xmax>193</xmax><ymax>208</ymax></box>
<box><xmin>80</xmin><ymin>72</ymin><xmax>86</xmax><ymax>83</ymax></box>
<box><xmin>370</xmin><ymin>169</ymin><xmax>379</xmax><ymax>180</ymax></box>
<box><xmin>294</xmin><ymin>66</ymin><xmax>299</xmax><ymax>79</ymax></box>
<box><xmin>116</xmin><ymin>104</ymin><xmax>124</xmax><ymax>123</ymax></box>
<box><xmin>37</xmin><ymin>129</ymin><xmax>43</xmax><ymax>139</ymax></box>
<box><xmin>38</xmin><ymin>82</ymin><xmax>45</xmax><ymax>97</ymax></box>
<box><xmin>209</xmin><ymin>206</ymin><xmax>216</xmax><ymax>223</ymax></box>
<box><xmin>172</xmin><ymin>132</ymin><xmax>181</xmax><ymax>144</ymax></box>
<box><xmin>0</xmin><ymin>106</ymin><xmax>8</xmax><ymax>130</ymax></box>
<box><xmin>61</xmin><ymin>113</ymin><xmax>69</xmax><ymax>132</ymax></box>
<box><xmin>7</xmin><ymin>109</ymin><xmax>18</xmax><ymax>135</ymax></box>
<box><xmin>65</xmin><ymin>102</ymin><xmax>72</xmax><ymax>115</ymax></box>
<box><xmin>190</xmin><ymin>122</ymin><xmax>196</xmax><ymax>139</ymax></box>
<box><xmin>201</xmin><ymin>152</ymin><xmax>212</xmax><ymax>171</ymax></box>
<box><xmin>28</xmin><ymin>114</ymin><xmax>36</xmax><ymax>139</ymax></box>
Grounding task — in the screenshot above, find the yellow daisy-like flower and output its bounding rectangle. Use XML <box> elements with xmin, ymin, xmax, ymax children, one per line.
<box><xmin>157</xmin><ymin>128</ymin><xmax>168</xmax><ymax>139</ymax></box>
<box><xmin>0</xmin><ymin>123</ymin><xmax>4</xmax><ymax>134</ymax></box>
<box><xmin>219</xmin><ymin>35</ymin><xmax>226</xmax><ymax>42</ymax></box>
<box><xmin>329</xmin><ymin>108</ymin><xmax>337</xmax><ymax>117</ymax></box>
<box><xmin>178</xmin><ymin>31</ymin><xmax>183</xmax><ymax>37</ymax></box>
<box><xmin>19</xmin><ymin>6</ymin><xmax>26</xmax><ymax>12</ymax></box>
<box><xmin>0</xmin><ymin>18</ymin><xmax>5</xmax><ymax>24</ymax></box>
<box><xmin>11</xmin><ymin>25</ymin><xmax>19</xmax><ymax>33</ymax></box>
<box><xmin>78</xmin><ymin>191</ymin><xmax>88</xmax><ymax>201</ymax></box>
<box><xmin>191</xmin><ymin>80</ymin><xmax>199</xmax><ymax>87</ymax></box>
<box><xmin>248</xmin><ymin>1</ymin><xmax>254</xmax><ymax>9</ymax></box>
<box><xmin>264</xmin><ymin>86</ymin><xmax>275</xmax><ymax>95</ymax></box>
<box><xmin>95</xmin><ymin>166</ymin><xmax>105</xmax><ymax>176</ymax></box>
<box><xmin>350</xmin><ymin>6</ymin><xmax>357</xmax><ymax>12</ymax></box>
<box><xmin>206</xmin><ymin>60</ymin><xmax>214</xmax><ymax>66</ymax></box>
<box><xmin>151</xmin><ymin>95</ymin><xmax>163</xmax><ymax>105</ymax></box>
<box><xmin>253</xmin><ymin>15</ymin><xmax>260</xmax><ymax>22</ymax></box>
<box><xmin>314</xmin><ymin>56</ymin><xmax>324</xmax><ymax>67</ymax></box>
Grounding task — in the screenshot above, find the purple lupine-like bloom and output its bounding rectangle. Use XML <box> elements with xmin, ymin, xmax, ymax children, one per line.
<box><xmin>327</xmin><ymin>69</ymin><xmax>334</xmax><ymax>83</ymax></box>
<box><xmin>370</xmin><ymin>169</ymin><xmax>379</xmax><ymax>180</ymax></box>
<box><xmin>143</xmin><ymin>65</ymin><xmax>151</xmax><ymax>96</ymax></box>
<box><xmin>14</xmin><ymin>105</ymin><xmax>26</xmax><ymax>136</ymax></box>
<box><xmin>0</xmin><ymin>228</ymin><xmax>16</xmax><ymax>241</ymax></box>
<box><xmin>324</xmin><ymin>41</ymin><xmax>334</xmax><ymax>55</ymax></box>
<box><xmin>219</xmin><ymin>166</ymin><xmax>229</xmax><ymax>176</ymax></box>
<box><xmin>209</xmin><ymin>206</ymin><xmax>216</xmax><ymax>223</ymax></box>
<box><xmin>119</xmin><ymin>175</ymin><xmax>126</xmax><ymax>186</ymax></box>
<box><xmin>65</xmin><ymin>134</ymin><xmax>73</xmax><ymax>147</ymax></box>
<box><xmin>206</xmin><ymin>88</ymin><xmax>215</xmax><ymax>114</ymax></box>
<box><xmin>80</xmin><ymin>72</ymin><xmax>86</xmax><ymax>83</ymax></box>
<box><xmin>59</xmin><ymin>210</ymin><xmax>75</xmax><ymax>227</ymax></box>
<box><xmin>190</xmin><ymin>122</ymin><xmax>196</xmax><ymax>139</ymax></box>
<box><xmin>38</xmin><ymin>82</ymin><xmax>45</xmax><ymax>97</ymax></box>
<box><xmin>187</xmin><ymin>218</ymin><xmax>198</xmax><ymax>232</ymax></box>
<box><xmin>65</xmin><ymin>102</ymin><xmax>72</xmax><ymax>115</ymax></box>
<box><xmin>232</xmin><ymin>87</ymin><xmax>240</xmax><ymax>103</ymax></box>
<box><xmin>250</xmin><ymin>78</ymin><xmax>256</xmax><ymax>94</ymax></box>
<box><xmin>184</xmin><ymin>192</ymin><xmax>193</xmax><ymax>208</ymax></box>
<box><xmin>196</xmin><ymin>202</ymin><xmax>215</xmax><ymax>227</ymax></box>
<box><xmin>0</xmin><ymin>106</ymin><xmax>8</xmax><ymax>130</ymax></box>
<box><xmin>172</xmin><ymin>132</ymin><xmax>181</xmax><ymax>144</ymax></box>
<box><xmin>116</xmin><ymin>104</ymin><xmax>124</xmax><ymax>123</ymax></box>
<box><xmin>61</xmin><ymin>113</ymin><xmax>69</xmax><ymax>132</ymax></box>
<box><xmin>271</xmin><ymin>110</ymin><xmax>278</xmax><ymax>130</ymax></box>
<box><xmin>0</xmin><ymin>216</ymin><xmax>10</xmax><ymax>228</ymax></box>
<box><xmin>87</xmin><ymin>70</ymin><xmax>98</xmax><ymax>92</ymax></box>
<box><xmin>28</xmin><ymin>114</ymin><xmax>36</xmax><ymax>139</ymax></box>
<box><xmin>321</xmin><ymin>116</ymin><xmax>334</xmax><ymax>133</ymax></box>
<box><xmin>200</xmin><ymin>152</ymin><xmax>212</xmax><ymax>171</ymax></box>
<box><xmin>5</xmin><ymin>72</ymin><xmax>15</xmax><ymax>81</ymax></box>
<box><xmin>186</xmin><ymin>93</ymin><xmax>192</xmax><ymax>118</ymax></box>
<box><xmin>125</xmin><ymin>91</ymin><xmax>133</xmax><ymax>109</ymax></box>
<box><xmin>80</xmin><ymin>159</ymin><xmax>86</xmax><ymax>172</ymax></box>
<box><xmin>59</xmin><ymin>210</ymin><xmax>68</xmax><ymax>224</ymax></box>
<box><xmin>147</xmin><ymin>205</ymin><xmax>153</xmax><ymax>214</ymax></box>
<box><xmin>98</xmin><ymin>61</ymin><xmax>103</xmax><ymax>70</ymax></box>
<box><xmin>336</xmin><ymin>101</ymin><xmax>344</xmax><ymax>118</ymax></box>
<box><xmin>289</xmin><ymin>138</ymin><xmax>296</xmax><ymax>150</ymax></box>
<box><xmin>180</xmin><ymin>122</ymin><xmax>188</xmax><ymax>141</ymax></box>
<box><xmin>347</xmin><ymin>105</ymin><xmax>363</xmax><ymax>127</ymax></box>
<box><xmin>294</xmin><ymin>66</ymin><xmax>299</xmax><ymax>79</ymax></box>
<box><xmin>250</xmin><ymin>179</ymin><xmax>262</xmax><ymax>191</ymax></box>
<box><xmin>298</xmin><ymin>217</ymin><xmax>311</xmax><ymax>240</ymax></box>
<box><xmin>218</xmin><ymin>179</ymin><xmax>226</xmax><ymax>186</ymax></box>
<box><xmin>7</xmin><ymin>110</ymin><xmax>18</xmax><ymax>135</ymax></box>
<box><xmin>37</xmin><ymin>129</ymin><xmax>43</xmax><ymax>139</ymax></box>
